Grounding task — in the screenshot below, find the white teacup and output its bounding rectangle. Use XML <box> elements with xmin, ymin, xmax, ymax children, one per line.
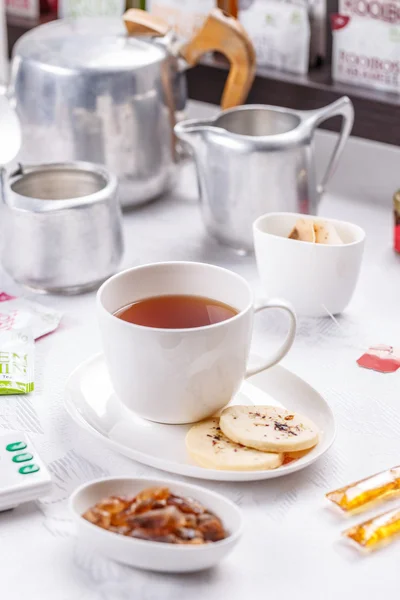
<box><xmin>253</xmin><ymin>212</ymin><xmax>366</xmax><ymax>317</ymax></box>
<box><xmin>97</xmin><ymin>262</ymin><xmax>296</xmax><ymax>424</ymax></box>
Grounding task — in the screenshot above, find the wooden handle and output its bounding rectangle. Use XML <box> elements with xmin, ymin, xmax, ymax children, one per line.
<box><xmin>180</xmin><ymin>9</ymin><xmax>256</xmax><ymax>110</ymax></box>
<box><xmin>123</xmin><ymin>8</ymin><xmax>170</xmax><ymax>37</ymax></box>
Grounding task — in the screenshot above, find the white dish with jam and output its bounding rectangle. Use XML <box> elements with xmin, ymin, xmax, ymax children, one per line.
<box><xmin>64</xmin><ymin>354</ymin><xmax>335</xmax><ymax>482</ymax></box>
<box><xmin>70</xmin><ymin>477</ymin><xmax>243</xmax><ymax>572</ymax></box>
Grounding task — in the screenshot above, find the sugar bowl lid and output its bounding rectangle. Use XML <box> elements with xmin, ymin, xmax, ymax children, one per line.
<box><xmin>13</xmin><ymin>17</ymin><xmax>167</xmax><ymax>72</ymax></box>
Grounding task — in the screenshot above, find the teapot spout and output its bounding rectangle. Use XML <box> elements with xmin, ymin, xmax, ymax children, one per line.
<box><xmin>174</xmin><ymin>118</ymin><xmax>214</xmax><ymax>154</ymax></box>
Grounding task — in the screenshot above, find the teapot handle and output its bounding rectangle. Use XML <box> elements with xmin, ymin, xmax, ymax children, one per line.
<box><xmin>123</xmin><ymin>9</ymin><xmax>170</xmax><ymax>37</ymax></box>
<box><xmin>181</xmin><ymin>9</ymin><xmax>256</xmax><ymax>109</ymax></box>
<box><xmin>306</xmin><ymin>97</ymin><xmax>354</xmax><ymax>197</ymax></box>
<box><xmin>124</xmin><ymin>8</ymin><xmax>256</xmax><ymax>110</ymax></box>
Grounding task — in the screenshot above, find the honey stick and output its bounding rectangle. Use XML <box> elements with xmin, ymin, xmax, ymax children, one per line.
<box><xmin>344</xmin><ymin>507</ymin><xmax>400</xmax><ymax>551</ymax></box>
<box><xmin>326</xmin><ymin>466</ymin><xmax>400</xmax><ymax>513</ymax></box>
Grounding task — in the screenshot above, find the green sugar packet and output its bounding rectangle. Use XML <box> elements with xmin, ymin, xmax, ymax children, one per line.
<box><xmin>0</xmin><ymin>329</ymin><xmax>34</xmax><ymax>395</ymax></box>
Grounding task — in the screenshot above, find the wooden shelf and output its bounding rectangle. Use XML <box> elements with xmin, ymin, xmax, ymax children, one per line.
<box><xmin>7</xmin><ymin>17</ymin><xmax>400</xmax><ymax>146</ymax></box>
<box><xmin>187</xmin><ymin>56</ymin><xmax>400</xmax><ymax>146</ymax></box>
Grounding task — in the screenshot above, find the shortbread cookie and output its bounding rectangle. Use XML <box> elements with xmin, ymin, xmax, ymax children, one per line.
<box><xmin>220</xmin><ymin>406</ymin><xmax>319</xmax><ymax>453</ymax></box>
<box><xmin>186</xmin><ymin>418</ymin><xmax>283</xmax><ymax>471</ymax></box>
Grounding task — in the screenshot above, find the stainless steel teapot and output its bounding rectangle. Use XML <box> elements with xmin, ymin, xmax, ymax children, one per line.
<box><xmin>9</xmin><ymin>9</ymin><xmax>255</xmax><ymax>208</ymax></box>
<box><xmin>175</xmin><ymin>97</ymin><xmax>354</xmax><ymax>253</ymax></box>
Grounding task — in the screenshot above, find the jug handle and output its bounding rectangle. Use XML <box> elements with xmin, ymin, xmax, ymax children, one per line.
<box><xmin>123</xmin><ymin>9</ymin><xmax>170</xmax><ymax>37</ymax></box>
<box><xmin>305</xmin><ymin>97</ymin><xmax>354</xmax><ymax>197</ymax></box>
<box><xmin>180</xmin><ymin>9</ymin><xmax>256</xmax><ymax>109</ymax></box>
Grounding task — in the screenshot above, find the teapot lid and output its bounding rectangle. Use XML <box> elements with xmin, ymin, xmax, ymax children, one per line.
<box><xmin>13</xmin><ymin>17</ymin><xmax>167</xmax><ymax>72</ymax></box>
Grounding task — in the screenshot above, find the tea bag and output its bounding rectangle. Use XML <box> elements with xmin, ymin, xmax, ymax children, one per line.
<box><xmin>0</xmin><ymin>328</ymin><xmax>34</xmax><ymax>394</ymax></box>
<box><xmin>0</xmin><ymin>296</ymin><xmax>62</xmax><ymax>340</ymax></box>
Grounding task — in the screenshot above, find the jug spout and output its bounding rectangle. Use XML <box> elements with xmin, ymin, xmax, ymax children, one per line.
<box><xmin>174</xmin><ymin>118</ymin><xmax>213</xmax><ymax>154</ymax></box>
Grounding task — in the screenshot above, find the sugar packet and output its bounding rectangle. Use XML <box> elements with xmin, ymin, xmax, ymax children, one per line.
<box><xmin>0</xmin><ymin>296</ymin><xmax>62</xmax><ymax>340</ymax></box>
<box><xmin>0</xmin><ymin>328</ymin><xmax>34</xmax><ymax>395</ymax></box>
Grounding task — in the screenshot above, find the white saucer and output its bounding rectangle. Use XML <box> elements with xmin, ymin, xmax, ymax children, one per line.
<box><xmin>64</xmin><ymin>354</ymin><xmax>336</xmax><ymax>482</ymax></box>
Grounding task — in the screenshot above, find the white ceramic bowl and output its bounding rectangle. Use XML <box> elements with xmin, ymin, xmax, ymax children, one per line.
<box><xmin>253</xmin><ymin>212</ymin><xmax>366</xmax><ymax>317</ymax></box>
<box><xmin>70</xmin><ymin>477</ymin><xmax>243</xmax><ymax>573</ymax></box>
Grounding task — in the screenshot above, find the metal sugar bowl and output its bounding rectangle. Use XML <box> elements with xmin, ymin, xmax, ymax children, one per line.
<box><xmin>0</xmin><ymin>161</ymin><xmax>124</xmax><ymax>294</ymax></box>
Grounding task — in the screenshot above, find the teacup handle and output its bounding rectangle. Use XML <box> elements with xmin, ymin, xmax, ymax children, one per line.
<box><xmin>245</xmin><ymin>299</ymin><xmax>297</xmax><ymax>378</ymax></box>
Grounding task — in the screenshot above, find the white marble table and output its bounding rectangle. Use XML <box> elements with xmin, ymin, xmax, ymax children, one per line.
<box><xmin>2</xmin><ymin>102</ymin><xmax>400</xmax><ymax>599</ymax></box>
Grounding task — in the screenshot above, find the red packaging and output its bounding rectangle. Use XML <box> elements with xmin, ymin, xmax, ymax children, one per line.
<box><xmin>357</xmin><ymin>345</ymin><xmax>400</xmax><ymax>373</ymax></box>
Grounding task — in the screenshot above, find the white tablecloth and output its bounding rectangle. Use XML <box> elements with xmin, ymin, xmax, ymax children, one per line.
<box><xmin>2</xmin><ymin>102</ymin><xmax>400</xmax><ymax>599</ymax></box>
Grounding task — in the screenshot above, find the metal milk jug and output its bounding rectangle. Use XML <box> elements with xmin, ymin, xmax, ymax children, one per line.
<box><xmin>175</xmin><ymin>97</ymin><xmax>354</xmax><ymax>253</ymax></box>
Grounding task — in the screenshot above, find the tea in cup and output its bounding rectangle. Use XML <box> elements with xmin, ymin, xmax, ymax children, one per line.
<box><xmin>97</xmin><ymin>261</ymin><xmax>296</xmax><ymax>424</ymax></box>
